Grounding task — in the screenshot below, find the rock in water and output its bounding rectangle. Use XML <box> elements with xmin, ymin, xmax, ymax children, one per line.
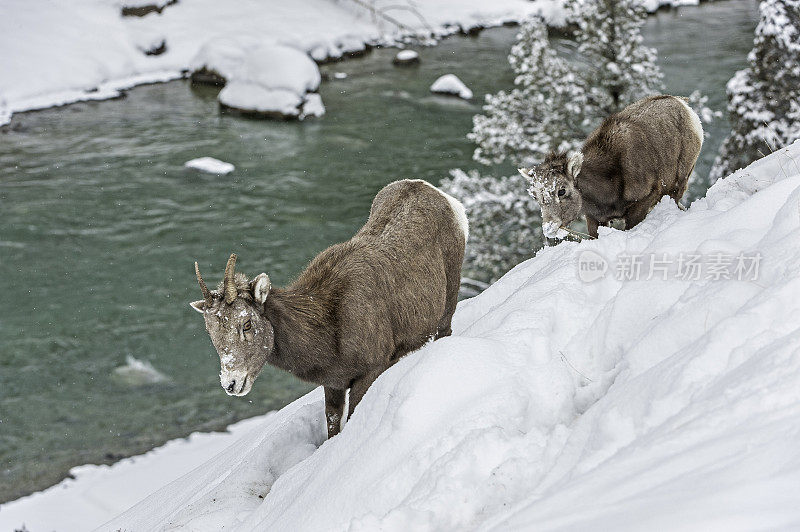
<box><xmin>393</xmin><ymin>49</ymin><xmax>420</xmax><ymax>66</ymax></box>
<box><xmin>430</xmin><ymin>74</ymin><xmax>473</xmax><ymax>99</ymax></box>
<box><xmin>184</xmin><ymin>157</ymin><xmax>235</xmax><ymax>175</ymax></box>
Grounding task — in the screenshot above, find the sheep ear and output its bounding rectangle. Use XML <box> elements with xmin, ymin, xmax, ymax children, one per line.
<box><xmin>251</xmin><ymin>273</ymin><xmax>271</xmax><ymax>305</ymax></box>
<box><xmin>189</xmin><ymin>300</ymin><xmax>206</xmax><ymax>314</ymax></box>
<box><xmin>567</xmin><ymin>152</ymin><xmax>583</xmax><ymax>180</ymax></box>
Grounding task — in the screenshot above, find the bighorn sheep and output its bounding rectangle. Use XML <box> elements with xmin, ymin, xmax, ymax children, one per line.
<box><xmin>520</xmin><ymin>95</ymin><xmax>703</xmax><ymax>239</ymax></box>
<box><xmin>190</xmin><ymin>179</ymin><xmax>468</xmax><ymax>438</ymax></box>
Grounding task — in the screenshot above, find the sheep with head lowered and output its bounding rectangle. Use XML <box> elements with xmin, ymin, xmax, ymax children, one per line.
<box><xmin>190</xmin><ymin>179</ymin><xmax>468</xmax><ymax>438</ymax></box>
<box><xmin>521</xmin><ymin>95</ymin><xmax>703</xmax><ymax>239</ymax></box>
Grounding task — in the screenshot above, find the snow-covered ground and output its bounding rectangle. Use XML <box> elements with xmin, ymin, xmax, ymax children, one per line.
<box><xmin>1</xmin><ymin>0</ymin><xmax>702</xmax><ymax>127</ymax></box>
<box><xmin>0</xmin><ymin>414</ymin><xmax>277</xmax><ymax>531</ymax></box>
<box><xmin>4</xmin><ymin>141</ymin><xmax>799</xmax><ymax>531</ymax></box>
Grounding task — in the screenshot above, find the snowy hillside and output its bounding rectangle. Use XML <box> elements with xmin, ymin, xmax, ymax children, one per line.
<box><xmin>76</xmin><ymin>140</ymin><xmax>800</xmax><ymax>530</ymax></box>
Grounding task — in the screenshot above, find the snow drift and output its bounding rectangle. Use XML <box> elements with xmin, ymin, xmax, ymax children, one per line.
<box><xmin>92</xmin><ymin>140</ymin><xmax>800</xmax><ymax>530</ymax></box>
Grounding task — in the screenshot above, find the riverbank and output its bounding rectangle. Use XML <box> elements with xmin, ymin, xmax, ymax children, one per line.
<box><xmin>0</xmin><ymin>0</ymin><xmax>551</xmax><ymax>127</ymax></box>
<box><xmin>0</xmin><ymin>0</ymin><xmax>710</xmax><ymax>128</ymax></box>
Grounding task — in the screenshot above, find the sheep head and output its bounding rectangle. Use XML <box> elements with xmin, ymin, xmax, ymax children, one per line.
<box><xmin>520</xmin><ymin>150</ymin><xmax>584</xmax><ymax>239</ymax></box>
<box><xmin>190</xmin><ymin>254</ymin><xmax>274</xmax><ymax>396</ymax></box>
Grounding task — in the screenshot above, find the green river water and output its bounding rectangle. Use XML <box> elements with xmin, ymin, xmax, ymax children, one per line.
<box><xmin>0</xmin><ymin>0</ymin><xmax>758</xmax><ymax>502</ymax></box>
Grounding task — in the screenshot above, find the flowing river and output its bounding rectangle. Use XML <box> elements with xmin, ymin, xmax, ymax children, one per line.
<box><xmin>0</xmin><ymin>0</ymin><xmax>758</xmax><ymax>502</ymax></box>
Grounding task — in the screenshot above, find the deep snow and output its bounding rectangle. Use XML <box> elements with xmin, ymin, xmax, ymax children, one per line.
<box><xmin>2</xmin><ymin>140</ymin><xmax>794</xmax><ymax>531</ymax></box>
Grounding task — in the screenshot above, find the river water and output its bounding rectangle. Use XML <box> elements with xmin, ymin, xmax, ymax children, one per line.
<box><xmin>0</xmin><ymin>0</ymin><xmax>757</xmax><ymax>502</ymax></box>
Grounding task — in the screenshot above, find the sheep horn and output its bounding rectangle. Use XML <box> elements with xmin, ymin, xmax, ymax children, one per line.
<box><xmin>224</xmin><ymin>253</ymin><xmax>238</xmax><ymax>304</ymax></box>
<box><xmin>195</xmin><ymin>262</ymin><xmax>213</xmax><ymax>305</ymax></box>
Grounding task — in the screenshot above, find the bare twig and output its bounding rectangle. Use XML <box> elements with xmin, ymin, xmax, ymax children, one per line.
<box><xmin>762</xmin><ymin>121</ymin><xmax>777</xmax><ymax>153</ymax></box>
<box><xmin>559</xmin><ymin>351</ymin><xmax>593</xmax><ymax>382</ymax></box>
<box><xmin>561</xmin><ymin>225</ymin><xmax>596</xmax><ymax>240</ymax></box>
<box><xmin>344</xmin><ymin>0</ymin><xmax>433</xmax><ymax>36</ymax></box>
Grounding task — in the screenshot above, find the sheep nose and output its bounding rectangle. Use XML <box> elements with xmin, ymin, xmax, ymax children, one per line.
<box><xmin>226</xmin><ymin>380</ymin><xmax>236</xmax><ymax>393</ymax></box>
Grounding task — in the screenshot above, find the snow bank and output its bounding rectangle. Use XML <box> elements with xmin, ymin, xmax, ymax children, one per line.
<box><xmin>430</xmin><ymin>74</ymin><xmax>473</xmax><ymax>99</ymax></box>
<box><xmin>0</xmin><ymin>0</ymin><xmax>697</xmax><ymax>126</ymax></box>
<box><xmin>0</xmin><ymin>0</ymin><xmax>557</xmax><ymax>126</ymax></box>
<box><xmin>88</xmin><ymin>141</ymin><xmax>800</xmax><ymax>530</ymax></box>
<box><xmin>184</xmin><ymin>157</ymin><xmax>235</xmax><ymax>175</ymax></box>
<box><xmin>0</xmin><ymin>413</ymin><xmax>278</xmax><ymax>532</ymax></box>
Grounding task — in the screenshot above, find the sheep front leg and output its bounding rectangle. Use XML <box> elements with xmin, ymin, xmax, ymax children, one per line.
<box><xmin>324</xmin><ymin>387</ymin><xmax>346</xmax><ymax>438</ymax></box>
<box><xmin>585</xmin><ymin>215</ymin><xmax>600</xmax><ymax>238</ymax></box>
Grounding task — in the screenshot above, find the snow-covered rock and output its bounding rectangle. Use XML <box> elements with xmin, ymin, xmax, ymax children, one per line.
<box><xmin>300</xmin><ymin>93</ymin><xmax>325</xmax><ymax>119</ymax></box>
<box><xmin>184</xmin><ymin>157</ymin><xmax>235</xmax><ymax>174</ymax></box>
<box><xmin>189</xmin><ymin>36</ymin><xmax>261</xmax><ymax>86</ymax></box>
<box><xmin>83</xmin><ymin>141</ymin><xmax>800</xmax><ymax>530</ymax></box>
<box><xmin>393</xmin><ymin>49</ymin><xmax>420</xmax><ymax>65</ymax></box>
<box><xmin>430</xmin><ymin>74</ymin><xmax>473</xmax><ymax>99</ymax></box>
<box><xmin>216</xmin><ymin>43</ymin><xmax>323</xmax><ymax>120</ymax></box>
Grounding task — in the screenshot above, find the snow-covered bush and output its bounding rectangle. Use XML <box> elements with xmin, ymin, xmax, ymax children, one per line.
<box><xmin>710</xmin><ymin>0</ymin><xmax>800</xmax><ymax>181</ymax></box>
<box><xmin>440</xmin><ymin>169</ymin><xmax>542</xmax><ymax>288</ymax></box>
<box><xmin>470</xmin><ymin>0</ymin><xmax>664</xmax><ymax>168</ymax></box>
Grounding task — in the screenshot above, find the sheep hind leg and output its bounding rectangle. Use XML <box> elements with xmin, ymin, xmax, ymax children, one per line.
<box><xmin>435</xmin><ymin>290</ymin><xmax>458</xmax><ymax>340</ymax></box>
<box><xmin>623</xmin><ymin>202</ymin><xmax>651</xmax><ymax>231</ymax></box>
<box><xmin>348</xmin><ymin>368</ymin><xmax>385</xmax><ymax>419</ymax></box>
<box><xmin>324</xmin><ymin>387</ymin><xmax>346</xmax><ymax>438</ymax></box>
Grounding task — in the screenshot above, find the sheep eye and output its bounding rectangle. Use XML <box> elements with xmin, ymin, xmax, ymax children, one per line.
<box><xmin>558</xmin><ymin>188</ymin><xmax>566</xmax><ymax>197</ymax></box>
<box><xmin>243</xmin><ymin>320</ymin><xmax>252</xmax><ymax>332</ymax></box>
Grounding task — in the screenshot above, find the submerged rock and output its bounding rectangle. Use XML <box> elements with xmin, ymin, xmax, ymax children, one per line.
<box><xmin>111</xmin><ymin>356</ymin><xmax>170</xmax><ymax>386</ymax></box>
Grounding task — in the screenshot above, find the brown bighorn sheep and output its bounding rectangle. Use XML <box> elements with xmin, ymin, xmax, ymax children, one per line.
<box><xmin>520</xmin><ymin>95</ymin><xmax>703</xmax><ymax>239</ymax></box>
<box><xmin>190</xmin><ymin>179</ymin><xmax>468</xmax><ymax>438</ymax></box>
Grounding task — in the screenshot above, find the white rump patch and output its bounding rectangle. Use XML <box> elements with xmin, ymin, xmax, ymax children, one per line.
<box><xmin>675</xmin><ymin>96</ymin><xmax>704</xmax><ymax>146</ymax></box>
<box><xmin>412</xmin><ymin>179</ymin><xmax>469</xmax><ymax>243</ymax></box>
